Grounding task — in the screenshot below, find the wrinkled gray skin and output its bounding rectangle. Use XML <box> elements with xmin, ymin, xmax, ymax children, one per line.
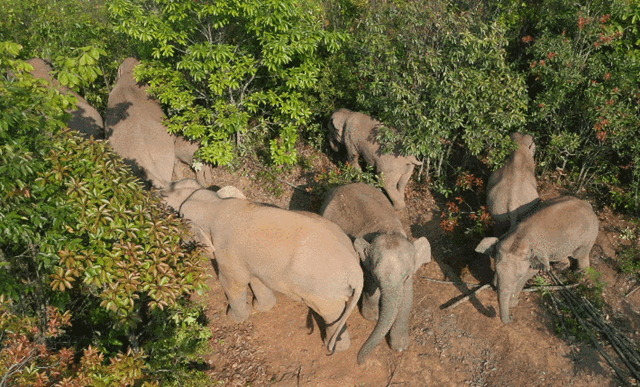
<box><xmin>320</xmin><ymin>183</ymin><xmax>431</xmax><ymax>364</ymax></box>
<box><xmin>475</xmin><ymin>196</ymin><xmax>599</xmax><ymax>324</ymax></box>
<box><xmin>487</xmin><ymin>132</ymin><xmax>539</xmax><ymax>236</ymax></box>
<box><xmin>328</xmin><ymin>109</ymin><xmax>422</xmax><ymax>210</ymax></box>
<box><xmin>27</xmin><ymin>58</ymin><xmax>104</xmax><ymax>140</ymax></box>
<box><xmin>164</xmin><ymin>179</ymin><xmax>363</xmax><ymax>353</ymax></box>
<box><xmin>105</xmin><ymin>58</ymin><xmax>176</xmax><ymax>189</ymax></box>
<box><xmin>173</xmin><ymin>136</ymin><xmax>215</xmax><ymax>187</ymax></box>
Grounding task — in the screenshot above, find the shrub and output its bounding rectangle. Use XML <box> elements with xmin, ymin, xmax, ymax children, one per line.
<box><xmin>335</xmin><ymin>0</ymin><xmax>528</xmax><ymax>178</ymax></box>
<box><xmin>0</xmin><ymin>44</ymin><xmax>211</xmax><ymax>385</ymax></box>
<box><xmin>108</xmin><ymin>0</ymin><xmax>346</xmax><ymax>166</ymax></box>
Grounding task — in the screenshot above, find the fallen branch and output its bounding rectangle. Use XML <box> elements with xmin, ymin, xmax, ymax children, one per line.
<box><xmin>625</xmin><ymin>284</ymin><xmax>640</xmax><ymax>298</ymax></box>
<box><xmin>442</xmin><ymin>284</ymin><xmax>491</xmax><ymax>311</ymax></box>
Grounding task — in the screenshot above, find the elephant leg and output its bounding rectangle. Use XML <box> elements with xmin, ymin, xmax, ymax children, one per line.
<box><xmin>316</xmin><ymin>300</ymin><xmax>352</xmax><ymax>352</ymax></box>
<box><xmin>345</xmin><ymin>142</ymin><xmax>362</xmax><ymax>171</ymax></box>
<box><xmin>381</xmin><ymin>169</ymin><xmax>405</xmax><ymax>210</ymax></box>
<box><xmin>249</xmin><ymin>277</ymin><xmax>276</xmax><ymax>312</ymax></box>
<box><xmin>572</xmin><ymin>244</ymin><xmax>593</xmax><ymax>270</ymax></box>
<box><xmin>218</xmin><ymin>270</ymin><xmax>252</xmax><ymax>323</ymax></box>
<box><xmin>388</xmin><ymin>278</ymin><xmax>413</xmax><ymax>352</ymax></box>
<box><xmin>396</xmin><ymin>163</ymin><xmax>415</xmax><ymax>202</ymax></box>
<box><xmin>510</xmin><ymin>268</ymin><xmax>537</xmax><ymax>308</ymax></box>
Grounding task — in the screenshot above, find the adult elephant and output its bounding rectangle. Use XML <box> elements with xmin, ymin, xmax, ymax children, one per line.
<box><xmin>320</xmin><ymin>182</ymin><xmax>431</xmax><ymax>364</ymax></box>
<box><xmin>486</xmin><ymin>132</ymin><xmax>539</xmax><ymax>236</ymax></box>
<box><xmin>163</xmin><ymin>179</ymin><xmax>363</xmax><ymax>353</ymax></box>
<box><xmin>476</xmin><ymin>196</ymin><xmax>599</xmax><ymax>324</ymax></box>
<box><xmin>105</xmin><ymin>57</ymin><xmax>176</xmax><ymax>189</ymax></box>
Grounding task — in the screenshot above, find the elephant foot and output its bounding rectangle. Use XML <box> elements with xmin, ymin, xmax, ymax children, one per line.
<box><xmin>226</xmin><ymin>305</ymin><xmax>251</xmax><ymax>323</ymax></box>
<box><xmin>361</xmin><ymin>305</ymin><xmax>379</xmax><ymax>322</ymax></box>
<box><xmin>389</xmin><ymin>330</ymin><xmax>410</xmax><ymax>352</ymax></box>
<box><xmin>252</xmin><ymin>294</ymin><xmax>276</xmax><ymax>312</ymax></box>
<box><xmin>392</xmin><ymin>201</ymin><xmax>406</xmax><ymax>211</ymax></box>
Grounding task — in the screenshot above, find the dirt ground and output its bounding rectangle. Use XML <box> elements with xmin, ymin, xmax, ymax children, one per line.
<box><xmin>179</xmin><ymin>144</ymin><xmax>640</xmax><ymax>387</ymax></box>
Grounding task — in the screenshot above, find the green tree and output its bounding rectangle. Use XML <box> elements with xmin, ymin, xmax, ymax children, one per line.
<box><xmin>333</xmin><ymin>0</ymin><xmax>528</xmax><ymax>181</ymax></box>
<box><xmin>108</xmin><ymin>0</ymin><xmax>346</xmax><ymax>165</ymax></box>
<box><xmin>0</xmin><ymin>44</ymin><xmax>212</xmax><ymax>385</ymax></box>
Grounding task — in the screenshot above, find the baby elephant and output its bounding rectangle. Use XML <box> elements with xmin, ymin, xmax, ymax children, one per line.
<box><xmin>328</xmin><ymin>109</ymin><xmax>422</xmax><ymax>210</ymax></box>
<box><xmin>27</xmin><ymin>58</ymin><xmax>104</xmax><ymax>140</ymax></box>
<box><xmin>164</xmin><ymin>179</ymin><xmax>363</xmax><ymax>354</ymax></box>
<box><xmin>486</xmin><ymin>132</ymin><xmax>539</xmax><ymax>236</ymax></box>
<box><xmin>475</xmin><ymin>195</ymin><xmax>599</xmax><ymax>324</ymax></box>
<box><xmin>321</xmin><ymin>183</ymin><xmax>431</xmax><ymax>364</ymax></box>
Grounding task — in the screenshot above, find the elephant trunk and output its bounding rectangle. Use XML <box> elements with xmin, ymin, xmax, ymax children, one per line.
<box><xmin>357</xmin><ymin>285</ymin><xmax>401</xmax><ymax>364</ymax></box>
<box><xmin>498</xmin><ymin>279</ymin><xmax>514</xmax><ymax>324</ymax></box>
<box><xmin>329</xmin><ymin>137</ymin><xmax>340</xmax><ymax>153</ymax></box>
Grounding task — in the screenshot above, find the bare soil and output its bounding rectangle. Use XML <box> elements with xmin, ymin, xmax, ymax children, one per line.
<box><xmin>179</xmin><ymin>144</ymin><xmax>640</xmax><ymax>387</ymax></box>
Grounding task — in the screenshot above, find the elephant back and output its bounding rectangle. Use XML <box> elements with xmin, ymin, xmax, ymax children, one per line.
<box><xmin>321</xmin><ymin>182</ymin><xmax>405</xmax><ymax>240</ymax></box>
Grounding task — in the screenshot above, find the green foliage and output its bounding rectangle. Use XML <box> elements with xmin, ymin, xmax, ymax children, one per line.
<box><xmin>0</xmin><ymin>296</ymin><xmax>158</xmax><ymax>387</ymax></box>
<box><xmin>312</xmin><ymin>163</ymin><xmax>381</xmax><ymax>198</ymax></box>
<box><xmin>0</xmin><ymin>46</ymin><xmax>210</xmax><ymax>385</ymax></box>
<box><xmin>335</xmin><ymin>0</ymin><xmax>528</xmax><ymax>177</ymax></box>
<box><xmin>499</xmin><ymin>0</ymin><xmax>640</xmax><ymax>209</ymax></box>
<box><xmin>109</xmin><ymin>0</ymin><xmax>346</xmax><ymax>165</ymax></box>
<box><xmin>0</xmin><ymin>0</ymin><xmax>128</xmax><ymax>110</ymax></box>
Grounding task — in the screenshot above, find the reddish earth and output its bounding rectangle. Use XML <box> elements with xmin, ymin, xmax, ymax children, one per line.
<box><xmin>179</xmin><ymin>145</ymin><xmax>640</xmax><ymax>387</ymax></box>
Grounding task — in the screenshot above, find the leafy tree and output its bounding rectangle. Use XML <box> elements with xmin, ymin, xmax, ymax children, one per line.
<box><xmin>331</xmin><ymin>0</ymin><xmax>528</xmax><ymax>183</ymax></box>
<box><xmin>497</xmin><ymin>0</ymin><xmax>640</xmax><ymax>210</ymax></box>
<box><xmin>108</xmin><ymin>0</ymin><xmax>346</xmax><ymax>165</ymax></box>
<box><xmin>0</xmin><ymin>44</ymin><xmax>212</xmax><ymax>385</ymax></box>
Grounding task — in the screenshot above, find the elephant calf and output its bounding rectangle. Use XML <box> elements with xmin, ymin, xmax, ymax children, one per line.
<box><xmin>27</xmin><ymin>58</ymin><xmax>104</xmax><ymax>140</ymax></box>
<box><xmin>486</xmin><ymin>132</ymin><xmax>539</xmax><ymax>236</ymax></box>
<box><xmin>164</xmin><ymin>179</ymin><xmax>363</xmax><ymax>354</ymax></box>
<box><xmin>475</xmin><ymin>195</ymin><xmax>599</xmax><ymax>324</ymax></box>
<box><xmin>321</xmin><ymin>182</ymin><xmax>431</xmax><ymax>364</ymax></box>
<box><xmin>328</xmin><ymin>109</ymin><xmax>422</xmax><ymax>210</ymax></box>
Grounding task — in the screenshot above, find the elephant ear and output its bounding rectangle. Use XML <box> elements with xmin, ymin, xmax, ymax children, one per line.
<box><xmin>413</xmin><ymin>237</ymin><xmax>431</xmax><ymax>272</ymax></box>
<box><xmin>353</xmin><ymin>237</ymin><xmax>371</xmax><ymax>267</ymax></box>
<box><xmin>528</xmin><ymin>251</ymin><xmax>550</xmax><ymax>271</ymax></box>
<box><xmin>475</xmin><ymin>237</ymin><xmax>499</xmax><ymax>255</ymax></box>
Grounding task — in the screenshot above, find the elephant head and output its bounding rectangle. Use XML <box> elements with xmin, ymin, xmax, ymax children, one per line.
<box><xmin>475</xmin><ymin>237</ymin><xmax>549</xmax><ymax>324</ymax></box>
<box><xmin>354</xmin><ymin>233</ymin><xmax>431</xmax><ymax>364</ymax></box>
<box><xmin>327</xmin><ymin>108</ymin><xmax>351</xmax><ymax>152</ymax></box>
<box><xmin>510</xmin><ymin>132</ymin><xmax>536</xmax><ymax>157</ymax></box>
<box><xmin>162</xmin><ymin>178</ymin><xmax>205</xmax><ymax>212</ymax></box>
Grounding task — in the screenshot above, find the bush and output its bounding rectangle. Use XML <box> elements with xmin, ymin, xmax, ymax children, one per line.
<box><xmin>108</xmin><ymin>0</ymin><xmax>346</xmax><ymax>166</ymax></box>
<box><xmin>333</xmin><ymin>0</ymin><xmax>528</xmax><ymax>178</ymax></box>
<box><xmin>497</xmin><ymin>0</ymin><xmax>640</xmax><ymax>211</ymax></box>
<box><xmin>0</xmin><ymin>44</ymin><xmax>211</xmax><ymax>385</ymax></box>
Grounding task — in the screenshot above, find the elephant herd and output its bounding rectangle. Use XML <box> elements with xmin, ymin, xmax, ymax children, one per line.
<box><xmin>28</xmin><ymin>57</ymin><xmax>600</xmax><ymax>364</ymax></box>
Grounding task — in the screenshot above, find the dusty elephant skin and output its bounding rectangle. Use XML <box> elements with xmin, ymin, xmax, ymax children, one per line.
<box><xmin>320</xmin><ymin>182</ymin><xmax>431</xmax><ymax>364</ymax></box>
<box><xmin>27</xmin><ymin>58</ymin><xmax>104</xmax><ymax>140</ymax></box>
<box><xmin>486</xmin><ymin>132</ymin><xmax>539</xmax><ymax>236</ymax></box>
<box><xmin>475</xmin><ymin>195</ymin><xmax>599</xmax><ymax>324</ymax></box>
<box><xmin>104</xmin><ymin>57</ymin><xmax>177</xmax><ymax>189</ymax></box>
<box><xmin>164</xmin><ymin>179</ymin><xmax>364</xmax><ymax>354</ymax></box>
<box><xmin>327</xmin><ymin>108</ymin><xmax>422</xmax><ymax>210</ymax></box>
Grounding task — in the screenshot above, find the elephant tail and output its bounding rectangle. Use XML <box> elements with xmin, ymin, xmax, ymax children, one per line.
<box><xmin>327</xmin><ymin>278</ymin><xmax>363</xmax><ymax>355</ymax></box>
